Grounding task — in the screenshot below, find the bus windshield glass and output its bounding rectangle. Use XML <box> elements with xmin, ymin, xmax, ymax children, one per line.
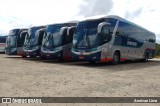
<box><xmin>6</xmin><ymin>29</ymin><xmax>19</xmax><ymax>48</ymax></box>
<box><xmin>24</xmin><ymin>27</ymin><xmax>40</xmax><ymax>47</ymax></box>
<box><xmin>73</xmin><ymin>18</ymin><xmax>117</xmax><ymax>48</ymax></box>
<box><xmin>73</xmin><ymin>21</ymin><xmax>100</xmax><ymax>49</ymax></box>
<box><xmin>42</xmin><ymin>25</ymin><xmax>63</xmax><ymax>48</ymax></box>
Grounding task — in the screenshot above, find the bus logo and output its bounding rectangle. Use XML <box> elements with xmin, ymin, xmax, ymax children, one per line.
<box><xmin>127</xmin><ymin>41</ymin><xmax>137</xmax><ymax>46</ymax></box>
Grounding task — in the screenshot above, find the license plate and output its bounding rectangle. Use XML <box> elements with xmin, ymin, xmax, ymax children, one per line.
<box><xmin>79</xmin><ymin>56</ymin><xmax>84</xmax><ymax>59</ymax></box>
<box><xmin>47</xmin><ymin>54</ymin><xmax>50</xmax><ymax>57</ymax></box>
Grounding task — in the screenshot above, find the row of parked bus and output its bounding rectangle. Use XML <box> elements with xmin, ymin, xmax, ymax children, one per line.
<box><xmin>4</xmin><ymin>15</ymin><xmax>156</xmax><ymax>64</ymax></box>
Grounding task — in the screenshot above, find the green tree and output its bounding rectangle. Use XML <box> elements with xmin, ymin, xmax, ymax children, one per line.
<box><xmin>156</xmin><ymin>43</ymin><xmax>160</xmax><ymax>56</ymax></box>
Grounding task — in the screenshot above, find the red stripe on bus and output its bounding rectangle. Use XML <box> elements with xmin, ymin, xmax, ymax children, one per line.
<box><xmin>120</xmin><ymin>58</ymin><xmax>127</xmax><ymax>61</ymax></box>
<box><xmin>100</xmin><ymin>58</ymin><xmax>113</xmax><ymax>62</ymax></box>
<box><xmin>0</xmin><ymin>44</ymin><xmax>6</xmax><ymax>46</ymax></box>
<box><xmin>146</xmin><ymin>48</ymin><xmax>155</xmax><ymax>50</ymax></box>
<box><xmin>101</xmin><ymin>58</ymin><xmax>127</xmax><ymax>62</ymax></box>
<box><xmin>63</xmin><ymin>56</ymin><xmax>72</xmax><ymax>60</ymax></box>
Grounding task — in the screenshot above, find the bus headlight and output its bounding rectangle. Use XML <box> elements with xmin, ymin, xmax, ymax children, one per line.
<box><xmin>91</xmin><ymin>48</ymin><xmax>97</xmax><ymax>51</ymax></box>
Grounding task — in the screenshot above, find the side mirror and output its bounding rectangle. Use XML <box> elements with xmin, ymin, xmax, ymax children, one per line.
<box><xmin>67</xmin><ymin>26</ymin><xmax>76</xmax><ymax>36</ymax></box>
<box><xmin>97</xmin><ymin>22</ymin><xmax>110</xmax><ymax>34</ymax></box>
<box><xmin>60</xmin><ymin>27</ymin><xmax>68</xmax><ymax>35</ymax></box>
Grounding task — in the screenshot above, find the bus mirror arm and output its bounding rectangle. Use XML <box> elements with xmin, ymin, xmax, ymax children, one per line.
<box><xmin>97</xmin><ymin>22</ymin><xmax>111</xmax><ymax>34</ymax></box>
<box><xmin>60</xmin><ymin>27</ymin><xmax>68</xmax><ymax>36</ymax></box>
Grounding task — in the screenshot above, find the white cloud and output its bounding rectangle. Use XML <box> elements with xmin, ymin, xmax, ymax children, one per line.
<box><xmin>0</xmin><ymin>0</ymin><xmax>82</xmax><ymax>34</ymax></box>
<box><xmin>0</xmin><ymin>0</ymin><xmax>82</xmax><ymax>24</ymax></box>
<box><xmin>0</xmin><ymin>0</ymin><xmax>160</xmax><ymax>43</ymax></box>
<box><xmin>110</xmin><ymin>0</ymin><xmax>160</xmax><ymax>43</ymax></box>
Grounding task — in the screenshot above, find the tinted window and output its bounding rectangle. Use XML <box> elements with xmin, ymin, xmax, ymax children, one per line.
<box><xmin>0</xmin><ymin>37</ymin><xmax>6</xmax><ymax>43</ymax></box>
<box><xmin>64</xmin><ymin>27</ymin><xmax>76</xmax><ymax>45</ymax></box>
<box><xmin>38</xmin><ymin>30</ymin><xmax>45</xmax><ymax>45</ymax></box>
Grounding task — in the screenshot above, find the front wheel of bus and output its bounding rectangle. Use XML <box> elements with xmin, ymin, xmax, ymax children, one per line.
<box><xmin>89</xmin><ymin>61</ymin><xmax>96</xmax><ymax>64</ymax></box>
<box><xmin>22</xmin><ymin>55</ymin><xmax>27</xmax><ymax>58</ymax></box>
<box><xmin>40</xmin><ymin>56</ymin><xmax>46</xmax><ymax>60</ymax></box>
<box><xmin>143</xmin><ymin>52</ymin><xmax>149</xmax><ymax>62</ymax></box>
<box><xmin>112</xmin><ymin>52</ymin><xmax>120</xmax><ymax>65</ymax></box>
<box><xmin>30</xmin><ymin>55</ymin><xmax>36</xmax><ymax>58</ymax></box>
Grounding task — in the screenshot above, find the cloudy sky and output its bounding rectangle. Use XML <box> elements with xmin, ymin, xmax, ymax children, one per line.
<box><xmin>0</xmin><ymin>0</ymin><xmax>160</xmax><ymax>43</ymax></box>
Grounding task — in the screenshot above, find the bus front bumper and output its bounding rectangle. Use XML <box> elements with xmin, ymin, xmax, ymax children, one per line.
<box><xmin>72</xmin><ymin>50</ymin><xmax>101</xmax><ymax>62</ymax></box>
<box><xmin>5</xmin><ymin>48</ymin><xmax>17</xmax><ymax>55</ymax></box>
<box><xmin>24</xmin><ymin>49</ymin><xmax>40</xmax><ymax>57</ymax></box>
<box><xmin>40</xmin><ymin>50</ymin><xmax>62</xmax><ymax>59</ymax></box>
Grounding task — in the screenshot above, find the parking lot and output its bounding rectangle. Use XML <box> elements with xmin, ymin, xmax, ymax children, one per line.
<box><xmin>0</xmin><ymin>54</ymin><xmax>160</xmax><ymax>105</ymax></box>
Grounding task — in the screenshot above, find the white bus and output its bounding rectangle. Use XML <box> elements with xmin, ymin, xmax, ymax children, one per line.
<box><xmin>72</xmin><ymin>15</ymin><xmax>156</xmax><ymax>64</ymax></box>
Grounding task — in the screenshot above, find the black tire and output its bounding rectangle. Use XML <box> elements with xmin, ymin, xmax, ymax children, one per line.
<box><xmin>40</xmin><ymin>56</ymin><xmax>46</xmax><ymax>60</ymax></box>
<box><xmin>22</xmin><ymin>55</ymin><xmax>27</xmax><ymax>58</ymax></box>
<box><xmin>30</xmin><ymin>55</ymin><xmax>36</xmax><ymax>58</ymax></box>
<box><xmin>89</xmin><ymin>61</ymin><xmax>96</xmax><ymax>64</ymax></box>
<box><xmin>112</xmin><ymin>52</ymin><xmax>120</xmax><ymax>65</ymax></box>
<box><xmin>143</xmin><ymin>52</ymin><xmax>149</xmax><ymax>62</ymax></box>
<box><xmin>58</xmin><ymin>58</ymin><xmax>64</xmax><ymax>61</ymax></box>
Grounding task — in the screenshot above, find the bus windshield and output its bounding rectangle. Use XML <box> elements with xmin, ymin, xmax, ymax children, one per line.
<box><xmin>42</xmin><ymin>25</ymin><xmax>63</xmax><ymax>48</ymax></box>
<box><xmin>6</xmin><ymin>29</ymin><xmax>19</xmax><ymax>48</ymax></box>
<box><xmin>6</xmin><ymin>36</ymin><xmax>16</xmax><ymax>48</ymax></box>
<box><xmin>73</xmin><ymin>21</ymin><xmax>101</xmax><ymax>49</ymax></box>
<box><xmin>24</xmin><ymin>27</ymin><xmax>40</xmax><ymax>47</ymax></box>
<box><xmin>73</xmin><ymin>18</ymin><xmax>117</xmax><ymax>49</ymax></box>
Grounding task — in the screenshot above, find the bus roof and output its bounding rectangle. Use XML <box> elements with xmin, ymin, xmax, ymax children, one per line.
<box><xmin>0</xmin><ymin>35</ymin><xmax>7</xmax><ymax>37</ymax></box>
<box><xmin>46</xmin><ymin>22</ymin><xmax>77</xmax><ymax>27</ymax></box>
<box><xmin>36</xmin><ymin>28</ymin><xmax>46</xmax><ymax>32</ymax></box>
<box><xmin>29</xmin><ymin>26</ymin><xmax>45</xmax><ymax>29</ymax></box>
<box><xmin>80</xmin><ymin>15</ymin><xmax>155</xmax><ymax>35</ymax></box>
<box><xmin>10</xmin><ymin>28</ymin><xmax>28</xmax><ymax>31</ymax></box>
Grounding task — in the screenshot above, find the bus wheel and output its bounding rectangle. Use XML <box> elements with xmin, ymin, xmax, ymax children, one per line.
<box><xmin>58</xmin><ymin>58</ymin><xmax>64</xmax><ymax>61</ymax></box>
<box><xmin>40</xmin><ymin>56</ymin><xmax>46</xmax><ymax>60</ymax></box>
<box><xmin>89</xmin><ymin>61</ymin><xmax>96</xmax><ymax>64</ymax></box>
<box><xmin>112</xmin><ymin>52</ymin><xmax>120</xmax><ymax>65</ymax></box>
<box><xmin>143</xmin><ymin>52</ymin><xmax>149</xmax><ymax>62</ymax></box>
<box><xmin>30</xmin><ymin>55</ymin><xmax>36</xmax><ymax>58</ymax></box>
<box><xmin>22</xmin><ymin>55</ymin><xmax>27</xmax><ymax>58</ymax></box>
